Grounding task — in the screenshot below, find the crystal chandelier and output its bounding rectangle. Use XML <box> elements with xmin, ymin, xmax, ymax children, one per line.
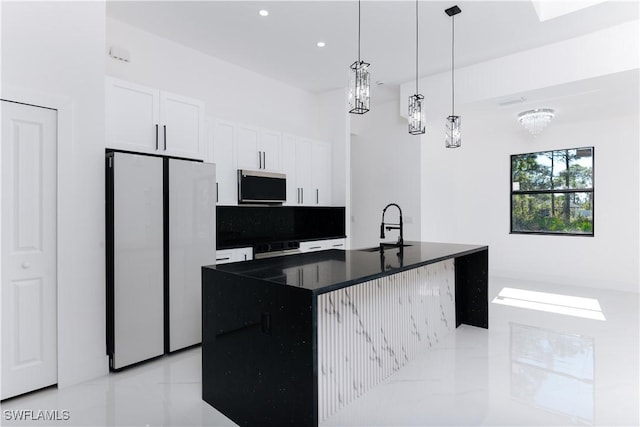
<box><xmin>408</xmin><ymin>0</ymin><xmax>425</xmax><ymax>134</ymax></box>
<box><xmin>349</xmin><ymin>0</ymin><xmax>370</xmax><ymax>114</ymax></box>
<box><xmin>445</xmin><ymin>5</ymin><xmax>462</xmax><ymax>148</ymax></box>
<box><xmin>518</xmin><ymin>109</ymin><xmax>555</xmax><ymax>135</ymax></box>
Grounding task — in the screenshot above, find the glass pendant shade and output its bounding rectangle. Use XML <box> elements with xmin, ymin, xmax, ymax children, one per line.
<box><xmin>408</xmin><ymin>94</ymin><xmax>425</xmax><ymax>135</ymax></box>
<box><xmin>445</xmin><ymin>115</ymin><xmax>461</xmax><ymax>148</ymax></box>
<box><xmin>349</xmin><ymin>60</ymin><xmax>370</xmax><ymax>114</ymax></box>
<box><xmin>445</xmin><ymin>5</ymin><xmax>462</xmax><ymax>148</ymax></box>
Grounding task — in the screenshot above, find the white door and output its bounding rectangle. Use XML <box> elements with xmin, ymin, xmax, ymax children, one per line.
<box><xmin>168</xmin><ymin>159</ymin><xmax>216</xmax><ymax>352</ymax></box>
<box><xmin>1</xmin><ymin>100</ymin><xmax>58</xmax><ymax>400</ymax></box>
<box><xmin>160</xmin><ymin>91</ymin><xmax>204</xmax><ymax>160</ymax></box>
<box><xmin>281</xmin><ymin>134</ymin><xmax>297</xmax><ymax>205</ymax></box>
<box><xmin>110</xmin><ymin>153</ymin><xmax>164</xmax><ymax>370</ymax></box>
<box><xmin>105</xmin><ymin>77</ymin><xmax>160</xmax><ymax>153</ymax></box>
<box><xmin>312</xmin><ymin>141</ymin><xmax>333</xmax><ymax>205</ymax></box>
<box><xmin>259</xmin><ymin>129</ymin><xmax>281</xmax><ymax>171</ymax></box>
<box><xmin>295</xmin><ymin>139</ymin><xmax>313</xmax><ymax>205</ymax></box>
<box><xmin>236</xmin><ymin>124</ymin><xmax>260</xmax><ymax>170</ymax></box>
<box><xmin>212</xmin><ymin>119</ymin><xmax>237</xmax><ymax>205</ymax></box>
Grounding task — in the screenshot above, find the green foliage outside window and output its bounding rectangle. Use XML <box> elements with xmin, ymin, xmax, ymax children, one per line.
<box><xmin>511</xmin><ymin>147</ymin><xmax>594</xmax><ymax>235</ymax></box>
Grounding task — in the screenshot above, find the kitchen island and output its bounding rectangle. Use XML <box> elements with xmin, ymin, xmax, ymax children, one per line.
<box><xmin>202</xmin><ymin>241</ymin><xmax>488</xmax><ymax>427</ymax></box>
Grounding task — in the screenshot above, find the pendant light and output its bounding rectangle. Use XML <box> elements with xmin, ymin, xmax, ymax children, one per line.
<box><xmin>445</xmin><ymin>5</ymin><xmax>461</xmax><ymax>148</ymax></box>
<box><xmin>408</xmin><ymin>0</ymin><xmax>425</xmax><ymax>135</ymax></box>
<box><xmin>349</xmin><ymin>0</ymin><xmax>370</xmax><ymax>114</ymax></box>
<box><xmin>518</xmin><ymin>108</ymin><xmax>555</xmax><ymax>135</ymax></box>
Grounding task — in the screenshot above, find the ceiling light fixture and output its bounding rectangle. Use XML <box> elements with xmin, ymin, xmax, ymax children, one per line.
<box><xmin>348</xmin><ymin>0</ymin><xmax>370</xmax><ymax>114</ymax></box>
<box><xmin>445</xmin><ymin>5</ymin><xmax>462</xmax><ymax>148</ymax></box>
<box><xmin>259</xmin><ymin>10</ymin><xmax>269</xmax><ymax>17</ymax></box>
<box><xmin>317</xmin><ymin>41</ymin><xmax>326</xmax><ymax>48</ymax></box>
<box><xmin>408</xmin><ymin>0</ymin><xmax>425</xmax><ymax>135</ymax></box>
<box><xmin>518</xmin><ymin>108</ymin><xmax>555</xmax><ymax>135</ymax></box>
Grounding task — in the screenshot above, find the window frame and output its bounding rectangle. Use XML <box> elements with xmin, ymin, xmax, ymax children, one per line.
<box><xmin>510</xmin><ymin>146</ymin><xmax>595</xmax><ymax>237</ymax></box>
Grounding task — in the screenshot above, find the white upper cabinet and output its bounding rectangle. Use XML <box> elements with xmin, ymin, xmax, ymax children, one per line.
<box><xmin>236</xmin><ymin>124</ymin><xmax>282</xmax><ymax>172</ymax></box>
<box><xmin>282</xmin><ymin>135</ymin><xmax>333</xmax><ymax>206</ymax></box>
<box><xmin>312</xmin><ymin>140</ymin><xmax>332</xmax><ymax>206</ymax></box>
<box><xmin>295</xmin><ymin>139</ymin><xmax>313</xmax><ymax>205</ymax></box>
<box><xmin>259</xmin><ymin>129</ymin><xmax>282</xmax><ymax>172</ymax></box>
<box><xmin>106</xmin><ymin>77</ymin><xmax>204</xmax><ymax>160</ymax></box>
<box><xmin>160</xmin><ymin>91</ymin><xmax>204</xmax><ymax>159</ymax></box>
<box><xmin>281</xmin><ymin>134</ymin><xmax>298</xmax><ymax>205</ymax></box>
<box><xmin>106</xmin><ymin>78</ymin><xmax>159</xmax><ymax>153</ymax></box>
<box><xmin>236</xmin><ymin>124</ymin><xmax>260</xmax><ymax>170</ymax></box>
<box><xmin>210</xmin><ymin>118</ymin><xmax>237</xmax><ymax>205</ymax></box>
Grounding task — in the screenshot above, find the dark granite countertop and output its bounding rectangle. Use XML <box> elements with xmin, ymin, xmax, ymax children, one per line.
<box><xmin>205</xmin><ymin>241</ymin><xmax>487</xmax><ymax>295</ymax></box>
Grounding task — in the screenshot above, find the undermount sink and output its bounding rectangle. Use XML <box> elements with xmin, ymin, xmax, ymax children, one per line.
<box><xmin>358</xmin><ymin>243</ymin><xmax>413</xmax><ymax>252</ymax></box>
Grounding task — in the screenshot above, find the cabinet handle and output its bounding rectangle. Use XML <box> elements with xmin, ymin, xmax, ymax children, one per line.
<box><xmin>244</xmin><ymin>254</ymin><xmax>247</xmax><ymax>261</ymax></box>
<box><xmin>155</xmin><ymin>124</ymin><xmax>159</xmax><ymax>150</ymax></box>
<box><xmin>309</xmin><ymin>246</ymin><xmax>322</xmax><ymax>250</ymax></box>
<box><xmin>216</xmin><ymin>257</ymin><xmax>230</xmax><ymax>261</ymax></box>
<box><xmin>263</xmin><ymin>152</ymin><xmax>266</xmax><ymax>169</ymax></box>
<box><xmin>316</xmin><ymin>189</ymin><xmax>319</xmax><ymax>204</ymax></box>
<box><xmin>301</xmin><ymin>188</ymin><xmax>304</xmax><ymax>203</ymax></box>
<box><xmin>216</xmin><ymin>182</ymin><xmax>219</xmax><ymax>203</ymax></box>
<box><xmin>163</xmin><ymin>125</ymin><xmax>167</xmax><ymax>150</ymax></box>
<box><xmin>258</xmin><ymin>151</ymin><xmax>262</xmax><ymax>169</ymax></box>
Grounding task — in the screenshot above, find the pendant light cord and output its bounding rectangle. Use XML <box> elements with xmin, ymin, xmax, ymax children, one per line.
<box><xmin>451</xmin><ymin>14</ymin><xmax>455</xmax><ymax>116</ymax></box>
<box><xmin>415</xmin><ymin>0</ymin><xmax>419</xmax><ymax>94</ymax></box>
<box><xmin>358</xmin><ymin>0</ymin><xmax>361</xmax><ymax>62</ymax></box>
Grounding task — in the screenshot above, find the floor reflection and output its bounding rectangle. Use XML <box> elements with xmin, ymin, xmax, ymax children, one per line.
<box><xmin>510</xmin><ymin>322</ymin><xmax>594</xmax><ymax>425</ymax></box>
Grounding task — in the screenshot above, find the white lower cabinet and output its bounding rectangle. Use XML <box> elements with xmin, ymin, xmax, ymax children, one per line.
<box><xmin>299</xmin><ymin>238</ymin><xmax>346</xmax><ymax>253</ymax></box>
<box><xmin>215</xmin><ymin>247</ymin><xmax>253</xmax><ymax>264</ymax></box>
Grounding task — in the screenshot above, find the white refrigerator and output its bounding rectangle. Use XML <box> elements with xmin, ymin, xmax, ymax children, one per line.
<box><xmin>106</xmin><ymin>152</ymin><xmax>216</xmax><ymax>370</ymax></box>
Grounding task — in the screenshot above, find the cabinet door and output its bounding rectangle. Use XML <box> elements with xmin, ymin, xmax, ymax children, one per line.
<box><xmin>106</xmin><ymin>77</ymin><xmax>160</xmax><ymax>153</ymax></box>
<box><xmin>160</xmin><ymin>91</ymin><xmax>204</xmax><ymax>160</ymax></box>
<box><xmin>312</xmin><ymin>141</ymin><xmax>332</xmax><ymax>206</ymax></box>
<box><xmin>281</xmin><ymin>134</ymin><xmax>298</xmax><ymax>205</ymax></box>
<box><xmin>212</xmin><ymin>119</ymin><xmax>237</xmax><ymax>205</ymax></box>
<box><xmin>168</xmin><ymin>159</ymin><xmax>216</xmax><ymax>352</ymax></box>
<box><xmin>215</xmin><ymin>250</ymin><xmax>235</xmax><ymax>265</ymax></box>
<box><xmin>236</xmin><ymin>124</ymin><xmax>260</xmax><ymax>170</ymax></box>
<box><xmin>299</xmin><ymin>241</ymin><xmax>326</xmax><ymax>253</ymax></box>
<box><xmin>234</xmin><ymin>247</ymin><xmax>253</xmax><ymax>262</ymax></box>
<box><xmin>295</xmin><ymin>139</ymin><xmax>313</xmax><ymax>205</ymax></box>
<box><xmin>260</xmin><ymin>129</ymin><xmax>282</xmax><ymax>171</ymax></box>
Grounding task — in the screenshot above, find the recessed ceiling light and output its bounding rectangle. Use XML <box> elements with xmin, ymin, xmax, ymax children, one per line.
<box><xmin>259</xmin><ymin>10</ymin><xmax>269</xmax><ymax>17</ymax></box>
<box><xmin>317</xmin><ymin>41</ymin><xmax>326</xmax><ymax>48</ymax></box>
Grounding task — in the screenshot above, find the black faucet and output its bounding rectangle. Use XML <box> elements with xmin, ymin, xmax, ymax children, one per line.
<box><xmin>380</xmin><ymin>203</ymin><xmax>404</xmax><ymax>249</ymax></box>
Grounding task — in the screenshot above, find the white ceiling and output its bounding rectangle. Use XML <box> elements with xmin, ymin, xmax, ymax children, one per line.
<box><xmin>106</xmin><ymin>0</ymin><xmax>639</xmax><ymax>95</ymax></box>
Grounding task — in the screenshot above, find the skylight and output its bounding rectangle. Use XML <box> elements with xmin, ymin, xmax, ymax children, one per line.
<box><xmin>492</xmin><ymin>287</ymin><xmax>606</xmax><ymax>320</ymax></box>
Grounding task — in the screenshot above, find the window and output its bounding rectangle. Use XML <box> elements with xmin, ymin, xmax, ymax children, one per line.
<box><xmin>511</xmin><ymin>147</ymin><xmax>594</xmax><ymax>235</ymax></box>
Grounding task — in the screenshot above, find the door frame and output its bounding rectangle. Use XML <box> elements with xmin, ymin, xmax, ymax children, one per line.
<box><xmin>1</xmin><ymin>86</ymin><xmax>72</xmax><ymax>389</ymax></box>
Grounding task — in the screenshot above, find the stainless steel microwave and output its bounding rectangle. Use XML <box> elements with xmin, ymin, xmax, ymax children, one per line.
<box><xmin>237</xmin><ymin>170</ymin><xmax>286</xmax><ymax>204</ymax></box>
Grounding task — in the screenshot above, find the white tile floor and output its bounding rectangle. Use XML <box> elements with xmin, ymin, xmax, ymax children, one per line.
<box><xmin>1</xmin><ymin>276</ymin><xmax>638</xmax><ymax>426</ymax></box>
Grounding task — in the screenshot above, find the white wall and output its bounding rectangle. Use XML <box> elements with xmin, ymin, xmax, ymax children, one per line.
<box><xmin>350</xmin><ymin>100</ymin><xmax>421</xmax><ymax>249</ymax></box>
<box><xmin>424</xmin><ymin>111</ymin><xmax>639</xmax><ymax>292</ymax></box>
<box><xmin>1</xmin><ymin>1</ymin><xmax>108</xmax><ymax>386</ymax></box>
<box><xmin>106</xmin><ymin>17</ymin><xmax>325</xmax><ymax>140</ymax></box>
<box><xmin>396</xmin><ymin>19</ymin><xmax>640</xmax><ymax>293</ymax></box>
